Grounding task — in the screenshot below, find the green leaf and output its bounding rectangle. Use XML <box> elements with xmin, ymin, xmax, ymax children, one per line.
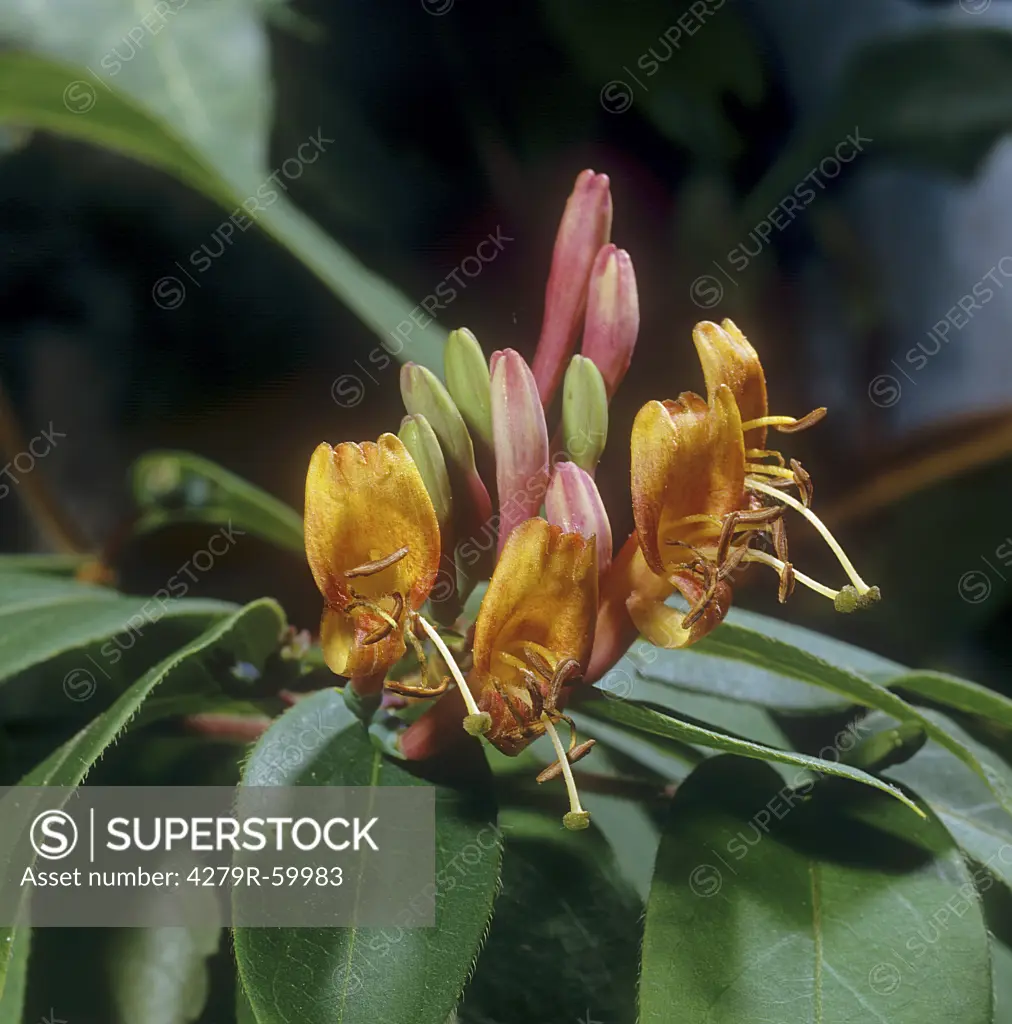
<box><xmin>234</xmin><ymin>690</ymin><xmax>501</xmax><ymax>1024</ymax></box>
<box><xmin>0</xmin><ymin>587</ymin><xmax>234</xmax><ymax>715</ymax></box>
<box><xmin>869</xmin><ymin>709</ymin><xmax>1012</xmax><ymax>896</ymax></box>
<box><xmin>459</xmin><ymin>808</ymin><xmax>640</xmax><ymax>1024</ymax></box>
<box><xmin>0</xmin><ymin>599</ymin><xmax>286</xmax><ymax>1002</ymax></box>
<box><xmin>746</xmin><ymin>28</ymin><xmax>1012</xmax><ymax>224</ymax></box>
<box><xmin>640</xmin><ymin>757</ymin><xmax>994</xmax><ymax>1023</ymax></box>
<box><xmin>0</xmin><ymin>46</ymin><xmax>445</xmax><ymax>369</ymax></box>
<box><xmin>0</xmin><ymin>568</ymin><xmax>119</xmax><ymax>613</ymax></box>
<box><xmin>0</xmin><ymin>929</ymin><xmax>29</xmax><ymax>1024</ymax></box>
<box><xmin>0</xmin><ymin>553</ymin><xmax>94</xmax><ymax>577</ymax></box>
<box><xmin>131</xmin><ymin>450</ymin><xmax>303</xmax><ymax>553</ymax></box>
<box><xmin>694</xmin><ymin>618</ymin><xmax>1012</xmax><ymax>820</ymax></box>
<box><xmin>581</xmin><ymin>697</ymin><xmax>924</xmax><ymax>817</ymax></box>
<box><xmin>889</xmin><ymin>671</ymin><xmax>1012</xmax><ymax>732</ymax></box>
<box><xmin>107</xmin><ymin>924</ymin><xmax>221</xmax><ymax>1024</ymax></box>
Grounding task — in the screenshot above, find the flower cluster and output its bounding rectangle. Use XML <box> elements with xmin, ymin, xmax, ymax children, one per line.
<box><xmin>305</xmin><ymin>171</ymin><xmax>879</xmax><ymax>829</ymax></box>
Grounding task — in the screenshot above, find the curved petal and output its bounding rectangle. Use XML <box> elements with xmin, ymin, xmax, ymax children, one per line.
<box><xmin>693</xmin><ymin>319</ymin><xmax>768</xmax><ymax>450</ymax></box>
<box><xmin>631</xmin><ymin>387</ymin><xmax>746</xmax><ymax>576</ymax></box>
<box><xmin>472</xmin><ymin>518</ymin><xmax>598</xmax><ymax>677</ymax></box>
<box><xmin>627</xmin><ymin>562</ymin><xmax>733</xmax><ymax>649</ymax></box>
<box><xmin>319</xmin><ymin>605</ymin><xmax>407</xmax><ymax>679</ymax></box>
<box><xmin>305</xmin><ymin>433</ymin><xmax>440</xmax><ymax>610</ymax></box>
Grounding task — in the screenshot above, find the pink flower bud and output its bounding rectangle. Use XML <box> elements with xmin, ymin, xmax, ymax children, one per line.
<box><xmin>490</xmin><ymin>349</ymin><xmax>549</xmax><ymax>552</ymax></box>
<box><xmin>581</xmin><ymin>244</ymin><xmax>639</xmax><ymax>398</ymax></box>
<box><xmin>545</xmin><ymin>462</ymin><xmax>613</xmax><ymax>577</ymax></box>
<box><xmin>531</xmin><ymin>170</ymin><xmax>613</xmax><ymax>405</ymax></box>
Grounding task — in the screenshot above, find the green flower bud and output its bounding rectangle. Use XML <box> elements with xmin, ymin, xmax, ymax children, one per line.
<box><xmin>398</xmin><ymin>414</ymin><xmax>453</xmax><ymax>537</ymax></box>
<box><xmin>445</xmin><ymin>328</ymin><xmax>493</xmax><ymax>450</ymax></box>
<box><xmin>562</xmin><ymin>355</ymin><xmax>608</xmax><ymax>471</ymax></box>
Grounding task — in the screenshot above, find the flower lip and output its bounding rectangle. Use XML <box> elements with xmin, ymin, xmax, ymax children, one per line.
<box><xmin>304</xmin><ymin>433</ymin><xmax>441</xmax><ymax>677</ymax></box>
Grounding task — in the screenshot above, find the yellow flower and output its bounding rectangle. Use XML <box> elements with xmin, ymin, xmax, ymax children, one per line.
<box><xmin>628</xmin><ymin>319</ymin><xmax>879</xmax><ymax>647</ymax></box>
<box><xmin>305</xmin><ymin>433</ymin><xmax>441</xmax><ymax>679</ymax></box>
<box><xmin>471</xmin><ymin>517</ymin><xmax>598</xmax><ymax>828</ymax></box>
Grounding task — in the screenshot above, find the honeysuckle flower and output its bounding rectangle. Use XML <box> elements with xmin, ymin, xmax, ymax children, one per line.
<box><xmin>490</xmin><ymin>349</ymin><xmax>550</xmax><ymax>552</ymax></box>
<box><xmin>561</xmin><ymin>355</ymin><xmax>608</xmax><ymax>472</ymax></box>
<box><xmin>304</xmin><ymin>434</ymin><xmax>442</xmax><ymax>681</ymax></box>
<box><xmin>445</xmin><ymin>327</ymin><xmax>493</xmax><ymax>450</ymax></box>
<box><xmin>546</xmin><ymin>462</ymin><xmax>612</xmax><ymax>578</ymax></box>
<box><xmin>581</xmin><ymin>243</ymin><xmax>640</xmax><ymax>398</ymax></box>
<box><xmin>627</xmin><ymin>319</ymin><xmax>880</xmax><ymax>648</ymax></box>
<box><xmin>470</xmin><ymin>517</ymin><xmax>599</xmax><ymax>829</ymax></box>
<box><xmin>532</xmin><ymin>170</ymin><xmax>613</xmax><ymax>405</ymax></box>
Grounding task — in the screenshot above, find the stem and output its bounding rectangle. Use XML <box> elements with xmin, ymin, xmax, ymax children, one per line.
<box><xmin>746</xmin><ymin>477</ymin><xmax>872</xmax><ymax>593</ymax></box>
<box><xmin>415</xmin><ymin>613</ymin><xmax>490</xmax><ymax>736</ymax></box>
<box><xmin>542</xmin><ymin>714</ymin><xmax>590</xmax><ymax>830</ymax></box>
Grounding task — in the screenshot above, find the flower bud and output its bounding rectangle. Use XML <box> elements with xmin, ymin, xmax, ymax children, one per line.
<box><xmin>444</xmin><ymin>328</ymin><xmax>493</xmax><ymax>450</ymax></box>
<box><xmin>545</xmin><ymin>462</ymin><xmax>612</xmax><ymax>577</ymax></box>
<box><xmin>531</xmin><ymin>170</ymin><xmax>613</xmax><ymax>405</ymax></box>
<box><xmin>398</xmin><ymin>414</ymin><xmax>453</xmax><ymax>540</ymax></box>
<box><xmin>401</xmin><ymin>362</ymin><xmax>493</xmax><ymax>576</ymax></box>
<box><xmin>562</xmin><ymin>355</ymin><xmax>608</xmax><ymax>472</ymax></box>
<box><xmin>490</xmin><ymin>349</ymin><xmax>549</xmax><ymax>552</ymax></box>
<box><xmin>400</xmin><ymin>363</ymin><xmax>476</xmax><ymax>477</ymax></box>
<box><xmin>581</xmin><ymin>244</ymin><xmax>639</xmax><ymax>398</ymax></box>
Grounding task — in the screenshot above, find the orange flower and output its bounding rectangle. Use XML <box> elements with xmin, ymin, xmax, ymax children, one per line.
<box><xmin>627</xmin><ymin>319</ymin><xmax>879</xmax><ymax>648</ymax></box>
<box><xmin>305</xmin><ymin>434</ymin><xmax>440</xmax><ymax>679</ymax></box>
<box><xmin>470</xmin><ymin>517</ymin><xmax>598</xmax><ymax>828</ymax></box>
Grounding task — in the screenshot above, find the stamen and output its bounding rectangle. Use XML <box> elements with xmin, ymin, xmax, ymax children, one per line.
<box><xmin>742</xmin><ymin>549</ymin><xmax>841</xmax><ymax>601</ymax></box>
<box><xmin>345</xmin><ymin>545</ymin><xmax>410</xmax><ymax>579</ymax></box>
<box><xmin>745</xmin><ymin>463</ymin><xmax>797</xmax><ymax>481</ymax></box>
<box><xmin>385</xmin><ymin>674</ymin><xmax>450</xmax><ymax>698</ymax></box>
<box><xmin>778</xmin><ymin>561</ymin><xmax>796</xmax><ymax>603</ymax></box>
<box><xmin>745</xmin><ymin>477</ymin><xmax>877</xmax><ymax>598</ymax></box>
<box><xmin>741</xmin><ymin>408</ymin><xmax>827</xmax><ymax>434</ymax></box>
<box><xmin>536</xmin><ymin>739</ymin><xmax>597</xmax><ymax>783</ymax></box>
<box><xmin>746</xmin><ymin>448</ymin><xmax>786</xmax><ymax>467</ymax></box>
<box><xmin>771</xmin><ymin>516</ymin><xmax>788</xmax><ymax>563</ymax></box>
<box><xmin>790</xmin><ymin>459</ymin><xmax>813</xmax><ymax>506</ymax></box>
<box><xmin>414</xmin><ymin>613</ymin><xmax>491</xmax><ymax>736</ymax></box>
<box><xmin>541</xmin><ymin>714</ymin><xmax>590</xmax><ymax>830</ymax></box>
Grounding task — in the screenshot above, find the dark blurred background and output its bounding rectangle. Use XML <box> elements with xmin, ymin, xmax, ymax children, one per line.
<box><xmin>3</xmin><ymin>0</ymin><xmax>1012</xmax><ymax>688</ymax></box>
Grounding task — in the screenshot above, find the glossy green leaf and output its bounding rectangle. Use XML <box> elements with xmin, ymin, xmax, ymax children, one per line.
<box><xmin>869</xmin><ymin>709</ymin><xmax>1012</xmax><ymax>896</ymax></box>
<box><xmin>581</xmin><ymin>698</ymin><xmax>924</xmax><ymax>817</ymax></box>
<box><xmin>0</xmin><ymin>48</ymin><xmax>444</xmax><ymax>369</ymax></box>
<box><xmin>0</xmin><ymin>585</ymin><xmax>234</xmax><ymax>718</ymax></box>
<box><xmin>640</xmin><ymin>757</ymin><xmax>993</xmax><ymax>1023</ymax></box>
<box><xmin>459</xmin><ymin>808</ymin><xmax>640</xmax><ymax>1024</ymax></box>
<box><xmin>0</xmin><ymin>929</ymin><xmax>29</xmax><ymax>1024</ymax></box>
<box><xmin>234</xmin><ymin>690</ymin><xmax>501</xmax><ymax>1024</ymax></box>
<box><xmin>0</xmin><ymin>553</ymin><xmax>94</xmax><ymax>577</ymax></box>
<box><xmin>0</xmin><ymin>599</ymin><xmax>286</xmax><ymax>1002</ymax></box>
<box><xmin>107</xmin><ymin>923</ymin><xmax>221</xmax><ymax>1024</ymax></box>
<box><xmin>889</xmin><ymin>671</ymin><xmax>1012</xmax><ymax>732</ymax></box>
<box><xmin>694</xmin><ymin>618</ymin><xmax>1012</xmax><ymax>819</ymax></box>
<box><xmin>131</xmin><ymin>450</ymin><xmax>303</xmax><ymax>553</ymax></box>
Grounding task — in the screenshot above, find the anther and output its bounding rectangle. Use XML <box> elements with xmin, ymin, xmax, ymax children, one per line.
<box><xmin>345</xmin><ymin>545</ymin><xmax>410</xmax><ymax>579</ymax></box>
